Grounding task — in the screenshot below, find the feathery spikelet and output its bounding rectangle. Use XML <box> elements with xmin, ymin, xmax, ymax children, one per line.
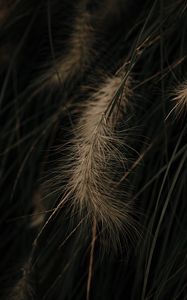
<box><xmin>63</xmin><ymin>73</ymin><xmax>137</xmax><ymax>247</ymax></box>
<box><xmin>172</xmin><ymin>81</ymin><xmax>187</xmax><ymax>115</ymax></box>
<box><xmin>40</xmin><ymin>1</ymin><xmax>95</xmax><ymax>88</ymax></box>
<box><xmin>8</xmin><ymin>265</ymin><xmax>35</xmax><ymax>300</ymax></box>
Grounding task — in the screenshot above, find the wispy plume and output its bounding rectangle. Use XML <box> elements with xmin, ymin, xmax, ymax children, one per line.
<box><xmin>63</xmin><ymin>72</ymin><xmax>138</xmax><ymax>247</ymax></box>
<box><xmin>40</xmin><ymin>1</ymin><xmax>95</xmax><ymax>89</ymax></box>
<box><xmin>167</xmin><ymin>80</ymin><xmax>187</xmax><ymax>120</ymax></box>
<box><xmin>173</xmin><ymin>81</ymin><xmax>187</xmax><ymax>115</ymax></box>
<box><xmin>8</xmin><ymin>265</ymin><xmax>35</xmax><ymax>300</ymax></box>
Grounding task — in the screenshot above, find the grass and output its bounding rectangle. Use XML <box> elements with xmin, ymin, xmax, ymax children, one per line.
<box><xmin>0</xmin><ymin>0</ymin><xmax>187</xmax><ymax>299</ymax></box>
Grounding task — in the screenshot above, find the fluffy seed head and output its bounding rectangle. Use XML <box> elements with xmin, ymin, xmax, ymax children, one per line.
<box><xmin>63</xmin><ymin>73</ymin><xmax>138</xmax><ymax>248</ymax></box>
<box><xmin>172</xmin><ymin>81</ymin><xmax>187</xmax><ymax>115</ymax></box>
<box><xmin>40</xmin><ymin>3</ymin><xmax>95</xmax><ymax>88</ymax></box>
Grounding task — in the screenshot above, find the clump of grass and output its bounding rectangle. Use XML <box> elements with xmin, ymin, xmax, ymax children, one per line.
<box><xmin>1</xmin><ymin>0</ymin><xmax>187</xmax><ymax>299</ymax></box>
